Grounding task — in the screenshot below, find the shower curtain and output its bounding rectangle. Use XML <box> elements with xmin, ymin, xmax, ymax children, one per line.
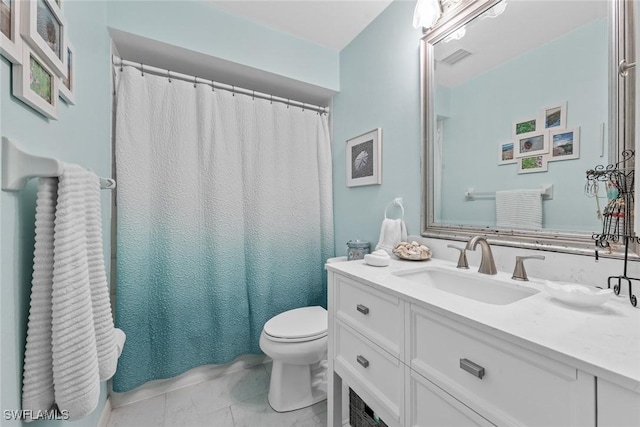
<box><xmin>112</xmin><ymin>67</ymin><xmax>333</xmax><ymax>392</ymax></box>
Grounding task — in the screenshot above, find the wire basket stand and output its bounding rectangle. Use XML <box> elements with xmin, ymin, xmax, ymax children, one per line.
<box><xmin>586</xmin><ymin>150</ymin><xmax>638</xmax><ymax>307</ymax></box>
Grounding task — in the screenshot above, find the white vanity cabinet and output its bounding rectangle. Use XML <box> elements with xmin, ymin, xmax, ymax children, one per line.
<box><xmin>327</xmin><ymin>268</ymin><xmax>598</xmax><ymax>427</ymax></box>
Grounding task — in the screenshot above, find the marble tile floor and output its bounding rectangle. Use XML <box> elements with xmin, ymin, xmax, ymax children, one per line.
<box><xmin>107</xmin><ymin>364</ymin><xmax>327</xmax><ymax>427</ymax></box>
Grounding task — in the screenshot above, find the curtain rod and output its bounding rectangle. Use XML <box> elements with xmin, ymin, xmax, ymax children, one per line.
<box><xmin>112</xmin><ymin>56</ymin><xmax>329</xmax><ymax>115</ymax></box>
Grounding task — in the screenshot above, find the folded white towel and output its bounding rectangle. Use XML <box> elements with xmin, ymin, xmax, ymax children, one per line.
<box><xmin>496</xmin><ymin>189</ymin><xmax>542</xmax><ymax>229</ymax></box>
<box><xmin>375</xmin><ymin>218</ymin><xmax>407</xmax><ymax>255</ymax></box>
<box><xmin>22</xmin><ymin>164</ymin><xmax>124</xmax><ymax>421</ymax></box>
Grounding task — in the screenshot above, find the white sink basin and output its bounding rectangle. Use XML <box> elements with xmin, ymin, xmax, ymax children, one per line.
<box><xmin>395</xmin><ymin>267</ymin><xmax>539</xmax><ymax>305</ymax></box>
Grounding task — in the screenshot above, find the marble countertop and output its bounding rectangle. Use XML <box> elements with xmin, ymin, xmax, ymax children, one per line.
<box><xmin>326</xmin><ymin>257</ymin><xmax>640</xmax><ymax>393</ymax></box>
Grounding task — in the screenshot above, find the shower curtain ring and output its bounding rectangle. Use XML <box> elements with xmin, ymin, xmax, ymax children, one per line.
<box><xmin>287</xmin><ymin>99</ymin><xmax>290</xmax><ymax>108</ymax></box>
<box><xmin>252</xmin><ymin>90</ymin><xmax>255</xmax><ymax>101</ymax></box>
<box><xmin>194</xmin><ymin>76</ymin><xmax>197</xmax><ymax>88</ymax></box>
<box><xmin>270</xmin><ymin>95</ymin><xmax>273</xmax><ymax>104</ymax></box>
<box><xmin>120</xmin><ymin>58</ymin><xmax>123</xmax><ymax>72</ymax></box>
<box><xmin>232</xmin><ymin>86</ymin><xmax>235</xmax><ymax>96</ymax></box>
<box><xmin>211</xmin><ymin>80</ymin><xmax>215</xmax><ymax>91</ymax></box>
<box><xmin>140</xmin><ymin>64</ymin><xmax>144</xmax><ymax>76</ymax></box>
<box><xmin>167</xmin><ymin>70</ymin><xmax>171</xmax><ymax>83</ymax></box>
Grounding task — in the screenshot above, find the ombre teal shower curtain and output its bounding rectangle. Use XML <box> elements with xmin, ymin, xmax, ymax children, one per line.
<box><xmin>112</xmin><ymin>66</ymin><xmax>334</xmax><ymax>392</ymax></box>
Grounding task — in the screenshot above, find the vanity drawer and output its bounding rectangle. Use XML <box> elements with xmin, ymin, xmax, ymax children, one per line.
<box><xmin>335</xmin><ymin>321</ymin><xmax>403</xmax><ymax>426</ymax></box>
<box><xmin>335</xmin><ymin>274</ymin><xmax>403</xmax><ymax>358</ymax></box>
<box><xmin>407</xmin><ymin>367</ymin><xmax>495</xmax><ymax>427</ymax></box>
<box><xmin>409</xmin><ymin>304</ymin><xmax>595</xmax><ymax>427</ymax></box>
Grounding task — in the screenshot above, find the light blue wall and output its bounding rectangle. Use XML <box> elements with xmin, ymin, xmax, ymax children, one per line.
<box><xmin>106</xmin><ymin>1</ymin><xmax>339</xmax><ymax>91</ymax></box>
<box><xmin>0</xmin><ymin>2</ymin><xmax>111</xmax><ymax>426</ymax></box>
<box><xmin>438</xmin><ymin>18</ymin><xmax>608</xmax><ymax>232</ymax></box>
<box><xmin>333</xmin><ymin>1</ymin><xmax>424</xmax><ymax>255</ymax></box>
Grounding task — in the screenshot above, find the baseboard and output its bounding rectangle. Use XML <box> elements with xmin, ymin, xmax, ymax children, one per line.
<box><xmin>97</xmin><ymin>397</ymin><xmax>112</xmax><ymax>427</ymax></box>
<box><xmin>109</xmin><ymin>354</ymin><xmax>267</xmax><ymax>408</ymax></box>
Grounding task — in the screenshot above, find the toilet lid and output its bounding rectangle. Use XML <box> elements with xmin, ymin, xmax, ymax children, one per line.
<box><xmin>264</xmin><ymin>306</ymin><xmax>327</xmax><ymax>340</ymax></box>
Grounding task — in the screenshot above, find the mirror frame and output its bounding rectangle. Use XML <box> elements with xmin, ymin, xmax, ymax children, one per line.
<box><xmin>420</xmin><ymin>0</ymin><xmax>636</xmax><ymax>257</ymax></box>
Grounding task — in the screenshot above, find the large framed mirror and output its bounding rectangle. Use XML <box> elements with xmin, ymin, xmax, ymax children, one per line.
<box><xmin>421</xmin><ymin>0</ymin><xmax>636</xmax><ymax>257</ymax></box>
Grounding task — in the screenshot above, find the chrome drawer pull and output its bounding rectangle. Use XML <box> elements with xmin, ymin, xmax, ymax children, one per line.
<box><xmin>357</xmin><ymin>355</ymin><xmax>370</xmax><ymax>368</ymax></box>
<box><xmin>460</xmin><ymin>358</ymin><xmax>485</xmax><ymax>379</ymax></box>
<box><xmin>356</xmin><ymin>304</ymin><xmax>370</xmax><ymax>315</ymax></box>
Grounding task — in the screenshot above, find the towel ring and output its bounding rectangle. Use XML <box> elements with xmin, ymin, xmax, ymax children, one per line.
<box><xmin>384</xmin><ymin>200</ymin><xmax>404</xmax><ymax>220</ymax></box>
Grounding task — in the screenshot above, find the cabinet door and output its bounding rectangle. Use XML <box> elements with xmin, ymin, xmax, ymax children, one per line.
<box><xmin>406</xmin><ymin>367</ymin><xmax>495</xmax><ymax>427</ymax></box>
<box><xmin>598</xmin><ymin>379</ymin><xmax>640</xmax><ymax>427</ymax></box>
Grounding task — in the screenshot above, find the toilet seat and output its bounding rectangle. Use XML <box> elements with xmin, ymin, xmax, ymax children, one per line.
<box><xmin>263</xmin><ymin>306</ymin><xmax>327</xmax><ymax>343</ymax></box>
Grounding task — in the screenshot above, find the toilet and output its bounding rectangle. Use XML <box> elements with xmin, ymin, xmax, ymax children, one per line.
<box><xmin>259</xmin><ymin>305</ymin><xmax>328</xmax><ymax>412</ymax></box>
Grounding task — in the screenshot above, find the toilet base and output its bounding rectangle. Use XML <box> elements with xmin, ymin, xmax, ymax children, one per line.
<box><xmin>267</xmin><ymin>359</ymin><xmax>327</xmax><ymax>412</ymax></box>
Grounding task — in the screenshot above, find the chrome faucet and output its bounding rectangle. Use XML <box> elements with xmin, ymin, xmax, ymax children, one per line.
<box><xmin>465</xmin><ymin>236</ymin><xmax>497</xmax><ymax>275</ymax></box>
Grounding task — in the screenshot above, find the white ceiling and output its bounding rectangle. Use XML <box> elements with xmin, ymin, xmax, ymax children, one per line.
<box><xmin>208</xmin><ymin>0</ymin><xmax>394</xmax><ymax>51</ymax></box>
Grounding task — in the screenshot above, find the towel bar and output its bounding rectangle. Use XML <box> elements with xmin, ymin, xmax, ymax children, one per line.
<box><xmin>2</xmin><ymin>137</ymin><xmax>116</xmax><ymax>191</ymax></box>
<box><xmin>465</xmin><ymin>184</ymin><xmax>553</xmax><ymax>201</ymax></box>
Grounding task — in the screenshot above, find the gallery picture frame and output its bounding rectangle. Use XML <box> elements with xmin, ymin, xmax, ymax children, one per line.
<box><xmin>59</xmin><ymin>39</ymin><xmax>74</xmax><ymax>104</ymax></box>
<box><xmin>13</xmin><ymin>44</ymin><xmax>59</xmax><ymax>120</ymax></box>
<box><xmin>517</xmin><ymin>154</ymin><xmax>548</xmax><ymax>174</ymax></box>
<box><xmin>0</xmin><ymin>0</ymin><xmax>23</xmax><ymax>64</ymax></box>
<box><xmin>346</xmin><ymin>128</ymin><xmax>382</xmax><ymax>187</ymax></box>
<box><xmin>549</xmin><ymin>127</ymin><xmax>580</xmax><ymax>161</ymax></box>
<box><xmin>542</xmin><ymin>101</ymin><xmax>567</xmax><ymax>130</ymax></box>
<box><xmin>21</xmin><ymin>0</ymin><xmax>67</xmax><ymax>78</ymax></box>
<box><xmin>498</xmin><ymin>140</ymin><xmax>516</xmax><ymax>165</ymax></box>
<box><xmin>512</xmin><ymin>116</ymin><xmax>539</xmax><ymax>138</ymax></box>
<box><xmin>514</xmin><ymin>130</ymin><xmax>548</xmax><ymax>158</ymax></box>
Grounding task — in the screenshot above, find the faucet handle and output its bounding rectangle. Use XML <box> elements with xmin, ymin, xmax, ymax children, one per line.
<box><xmin>447</xmin><ymin>244</ymin><xmax>469</xmax><ymax>269</ymax></box>
<box><xmin>512</xmin><ymin>255</ymin><xmax>545</xmax><ymax>281</ymax></box>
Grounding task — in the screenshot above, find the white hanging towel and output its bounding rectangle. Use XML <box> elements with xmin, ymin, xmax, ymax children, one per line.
<box><xmin>22</xmin><ymin>164</ymin><xmax>125</xmax><ymax>421</ymax></box>
<box><xmin>495</xmin><ymin>189</ymin><xmax>543</xmax><ymax>230</ymax></box>
<box><xmin>376</xmin><ymin>219</ymin><xmax>408</xmax><ymax>254</ymax></box>
<box><xmin>375</xmin><ymin>200</ymin><xmax>408</xmax><ymax>254</ymax></box>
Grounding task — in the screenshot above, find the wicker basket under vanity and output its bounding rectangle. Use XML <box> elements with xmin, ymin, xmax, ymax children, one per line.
<box><xmin>349</xmin><ymin>388</ymin><xmax>388</xmax><ymax>427</ymax></box>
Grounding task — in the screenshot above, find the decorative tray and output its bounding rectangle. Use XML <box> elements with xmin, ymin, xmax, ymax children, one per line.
<box><xmin>544</xmin><ymin>281</ymin><xmax>613</xmax><ymax>308</ymax></box>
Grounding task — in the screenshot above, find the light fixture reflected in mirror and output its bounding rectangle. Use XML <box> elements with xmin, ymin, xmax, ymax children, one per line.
<box><xmin>413</xmin><ymin>0</ymin><xmax>442</xmax><ymax>29</ymax></box>
<box><xmin>480</xmin><ymin>1</ymin><xmax>508</xmax><ymax>20</ymax></box>
<box><xmin>443</xmin><ymin>25</ymin><xmax>466</xmax><ymax>42</ymax></box>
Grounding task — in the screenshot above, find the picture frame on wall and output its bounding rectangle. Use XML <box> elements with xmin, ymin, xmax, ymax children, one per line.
<box><xmin>549</xmin><ymin>127</ymin><xmax>580</xmax><ymax>161</ymax></box>
<box><xmin>59</xmin><ymin>40</ymin><xmax>74</xmax><ymax>104</ymax></box>
<box><xmin>542</xmin><ymin>101</ymin><xmax>567</xmax><ymax>129</ymax></box>
<box><xmin>512</xmin><ymin>117</ymin><xmax>538</xmax><ymax>137</ymax></box>
<box><xmin>0</xmin><ymin>0</ymin><xmax>22</xmax><ymax>64</ymax></box>
<box><xmin>498</xmin><ymin>141</ymin><xmax>516</xmax><ymax>165</ymax></box>
<box><xmin>13</xmin><ymin>44</ymin><xmax>59</xmax><ymax>119</ymax></box>
<box><xmin>346</xmin><ymin>128</ymin><xmax>382</xmax><ymax>187</ymax></box>
<box><xmin>517</xmin><ymin>155</ymin><xmax>548</xmax><ymax>174</ymax></box>
<box><xmin>514</xmin><ymin>130</ymin><xmax>548</xmax><ymax>158</ymax></box>
<box><xmin>21</xmin><ymin>0</ymin><xmax>67</xmax><ymax>78</ymax></box>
